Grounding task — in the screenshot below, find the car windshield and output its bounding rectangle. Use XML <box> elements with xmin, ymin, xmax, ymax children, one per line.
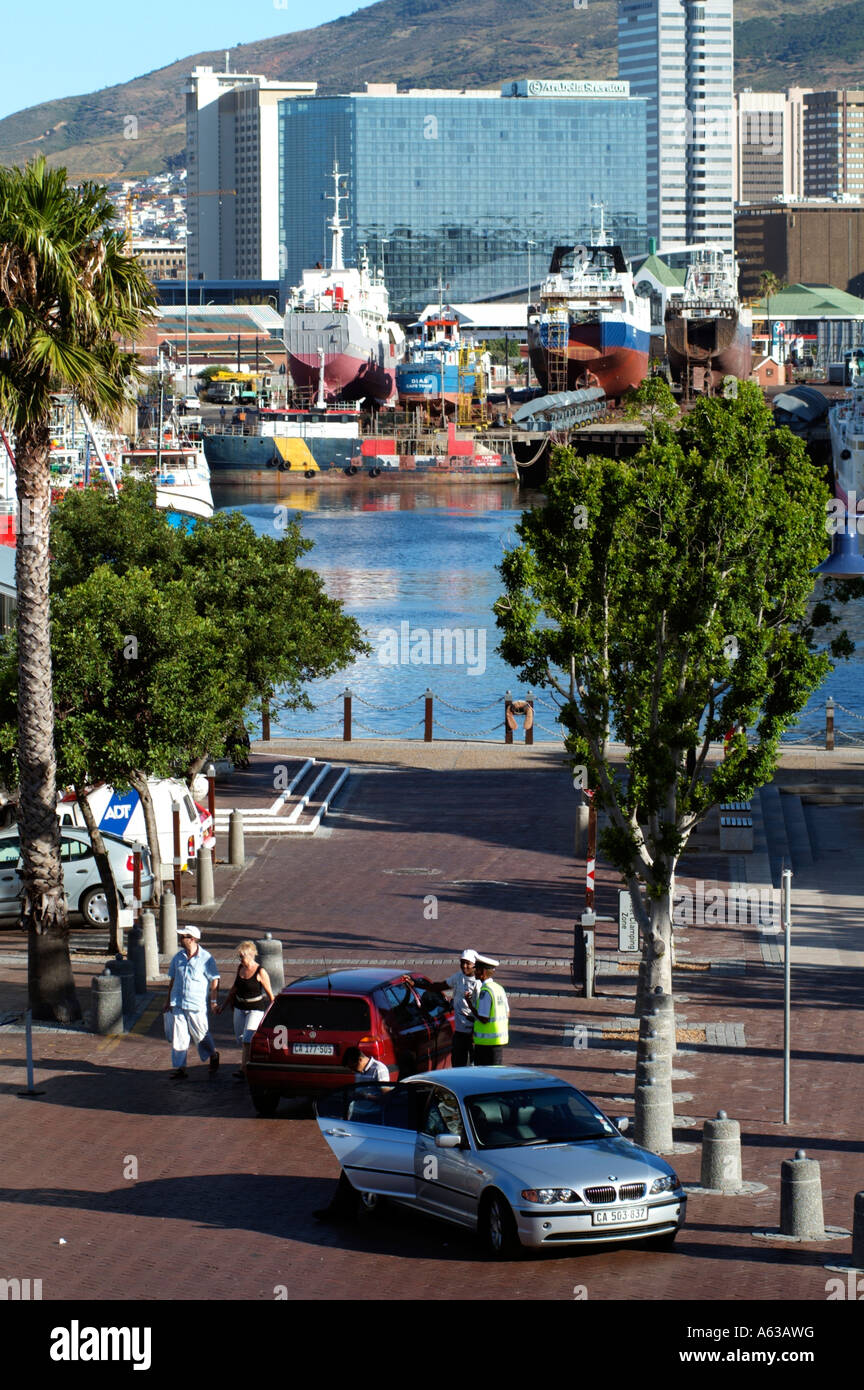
<box><xmin>464</xmin><ymin>1086</ymin><xmax>615</xmax><ymax>1150</ymax></box>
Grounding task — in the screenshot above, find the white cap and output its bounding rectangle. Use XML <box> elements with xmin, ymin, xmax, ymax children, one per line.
<box><xmin>177</xmin><ymin>924</ymin><xmax>201</xmax><ymax>940</ymax></box>
<box><xmin>460</xmin><ymin>949</ymin><xmax>477</xmax><ymax>963</ymax></box>
<box><xmin>475</xmin><ymin>953</ymin><xmax>499</xmax><ymax>968</ymax></box>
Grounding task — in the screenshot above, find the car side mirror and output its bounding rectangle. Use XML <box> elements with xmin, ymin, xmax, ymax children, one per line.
<box><xmin>613</xmin><ymin>1116</ymin><xmax>629</xmax><ymax>1135</ymax></box>
<box><xmin>435</xmin><ymin>1133</ymin><xmax>462</xmax><ymax>1149</ymax></box>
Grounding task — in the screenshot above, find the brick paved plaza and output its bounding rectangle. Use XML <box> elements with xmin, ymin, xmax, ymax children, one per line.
<box><xmin>0</xmin><ymin>741</ymin><xmax>862</xmax><ymax>1315</ymax></box>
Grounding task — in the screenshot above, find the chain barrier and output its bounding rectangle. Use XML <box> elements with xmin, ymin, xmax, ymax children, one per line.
<box><xmin>350</xmin><ymin>693</ymin><xmax>426</xmax><ymax>712</ymax></box>
<box><xmin>834</xmin><ymin>702</ymin><xmax>864</xmax><ymax>722</ymax></box>
<box><xmin>351</xmin><ymin>718</ymin><xmax>427</xmax><ymax>736</ymax></box>
<box><xmin>433</xmin><ymin>695</ymin><xmax>502</xmax><ymax>713</ymax></box>
<box><xmin>271</xmin><ymin>719</ymin><xmax>344</xmax><ymax>736</ymax></box>
<box><xmin>533</xmin><ymin>721</ymin><xmax>565</xmax><ymax>737</ymax></box>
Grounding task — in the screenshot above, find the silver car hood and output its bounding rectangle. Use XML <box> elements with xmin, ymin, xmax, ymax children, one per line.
<box><xmin>479</xmin><ymin>1135</ymin><xmax>673</xmax><ymax>1188</ymax></box>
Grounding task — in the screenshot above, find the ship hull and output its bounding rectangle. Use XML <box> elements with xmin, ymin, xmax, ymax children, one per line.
<box><xmin>284</xmin><ymin>311</ymin><xmax>400</xmax><ymax>404</ymax></box>
<box><xmin>665</xmin><ymin>311</ymin><xmax>753</xmax><ymax>387</ymax></box>
<box><xmin>203</xmin><ymin>429</ymin><xmax>514</xmax><ymax>482</ymax></box>
<box><xmin>396</xmin><ymin>360</ymin><xmax>474</xmax><ymax>406</ymax></box>
<box><xmin>527</xmin><ymin>318</ymin><xmax>650</xmax><ymax>398</ymax></box>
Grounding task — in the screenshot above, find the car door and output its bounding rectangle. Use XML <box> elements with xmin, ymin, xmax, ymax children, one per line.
<box><xmin>414</xmin><ymin>1083</ymin><xmax>486</xmax><ymax>1226</ymax></box>
<box><xmin>60</xmin><ymin>835</ymin><xmax>97</xmax><ymax>904</ymax></box>
<box><xmin>0</xmin><ymin>837</ymin><xmax>21</xmax><ymax>914</ymax></box>
<box><xmin>315</xmin><ymin>1083</ymin><xmax>422</xmax><ymax>1199</ymax></box>
<box><xmin>379</xmin><ymin>982</ymin><xmax>434</xmax><ymax>1075</ymax></box>
<box><xmin>411</xmin><ymin>976</ymin><xmax>454</xmax><ymax>1069</ymax></box>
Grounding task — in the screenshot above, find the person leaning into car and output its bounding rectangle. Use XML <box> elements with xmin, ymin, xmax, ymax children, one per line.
<box><xmin>428</xmin><ymin>948</ymin><xmax>480</xmax><ymax>1068</ymax></box>
<box><xmin>313</xmin><ymin>1048</ymin><xmax>390</xmax><ymax>1222</ymax></box>
<box><xmin>343</xmin><ymin>1045</ymin><xmax>390</xmax><ymax>1083</ymax></box>
<box><xmin>466</xmin><ymin>954</ymin><xmax>510</xmax><ymax>1066</ymax></box>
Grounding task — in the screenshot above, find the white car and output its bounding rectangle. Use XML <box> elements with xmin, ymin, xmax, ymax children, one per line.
<box><xmin>0</xmin><ymin>827</ymin><xmax>154</xmax><ymax>927</ymax></box>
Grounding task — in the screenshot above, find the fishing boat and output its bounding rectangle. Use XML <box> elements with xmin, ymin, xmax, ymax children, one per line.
<box><xmin>283</xmin><ymin>163</ymin><xmax>405</xmax><ymax>405</ymax></box>
<box><xmin>396</xmin><ymin>307</ymin><xmax>483</xmax><ymax>407</ymax></box>
<box><xmin>352</xmin><ymin>419</ymin><xmax>515</xmax><ymax>481</ymax></box>
<box><xmin>527</xmin><ymin>206</ymin><xmax>650</xmax><ymax>400</ymax></box>
<box><xmin>664</xmin><ymin>246</ymin><xmax>752</xmax><ymax>394</ymax></box>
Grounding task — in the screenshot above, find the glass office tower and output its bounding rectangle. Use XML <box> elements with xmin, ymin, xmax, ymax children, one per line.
<box><xmin>279</xmin><ymin>85</ymin><xmax>647</xmax><ymax>314</ymax></box>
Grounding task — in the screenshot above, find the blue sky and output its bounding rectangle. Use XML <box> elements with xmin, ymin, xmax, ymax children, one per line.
<box><xmin>2</xmin><ymin>1</ymin><xmax>378</xmax><ymax>121</ymax></box>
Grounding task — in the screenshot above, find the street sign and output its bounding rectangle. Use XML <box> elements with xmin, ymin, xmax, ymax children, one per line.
<box><xmin>618</xmin><ymin>890</ymin><xmax>640</xmax><ymax>952</ymax></box>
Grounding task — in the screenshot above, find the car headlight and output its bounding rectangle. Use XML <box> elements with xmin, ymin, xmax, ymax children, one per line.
<box><xmin>650</xmin><ymin>1173</ymin><xmax>679</xmax><ymax>1194</ymax></box>
<box><xmin>521</xmin><ymin>1188</ymin><xmax>582</xmax><ymax>1204</ymax></box>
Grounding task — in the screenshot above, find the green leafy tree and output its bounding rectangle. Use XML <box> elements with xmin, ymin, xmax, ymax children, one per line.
<box><xmin>0</xmin><ymin>158</ymin><xmax>154</xmax><ymax>1021</ymax></box>
<box><xmin>496</xmin><ymin>383</ymin><xmax>860</xmax><ymax>1014</ymax></box>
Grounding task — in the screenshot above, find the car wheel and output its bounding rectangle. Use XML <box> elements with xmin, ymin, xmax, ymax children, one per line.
<box><xmin>249</xmin><ymin>1088</ymin><xmax>280</xmax><ymax>1117</ymax></box>
<box><xmin>479</xmin><ymin>1190</ymin><xmax>521</xmax><ymax>1260</ymax></box>
<box><xmin>79</xmin><ymin>887</ymin><xmax>111</xmax><ymax>928</ymax></box>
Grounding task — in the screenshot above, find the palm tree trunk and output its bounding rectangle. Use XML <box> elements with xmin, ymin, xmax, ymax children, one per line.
<box><xmin>74</xmin><ymin>784</ymin><xmax>121</xmax><ymax>954</ymax></box>
<box><xmin>16</xmin><ymin>419</ymin><xmax>81</xmax><ymax>1022</ymax></box>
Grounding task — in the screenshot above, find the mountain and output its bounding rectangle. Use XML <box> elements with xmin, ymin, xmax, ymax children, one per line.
<box><xmin>1</xmin><ymin>0</ymin><xmax>862</xmax><ymax>179</ymax></box>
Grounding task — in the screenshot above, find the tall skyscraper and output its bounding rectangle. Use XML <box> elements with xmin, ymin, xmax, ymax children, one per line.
<box><xmin>804</xmin><ymin>90</ymin><xmax>864</xmax><ymax>199</ymax></box>
<box><xmin>735</xmin><ymin>89</ymin><xmax>809</xmax><ymax>204</ymax></box>
<box><xmin>185</xmin><ymin>65</ymin><xmax>317</xmax><ymax>280</ymax></box>
<box><xmin>618</xmin><ymin>0</ymin><xmax>735</xmax><ymax>250</ymax></box>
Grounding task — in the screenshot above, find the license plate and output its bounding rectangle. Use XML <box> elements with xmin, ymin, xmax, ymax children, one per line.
<box><xmin>292</xmin><ymin>1044</ymin><xmax>334</xmax><ymax>1056</ymax></box>
<box><xmin>592</xmin><ymin>1206</ymin><xmax>648</xmax><ymax>1226</ymax></box>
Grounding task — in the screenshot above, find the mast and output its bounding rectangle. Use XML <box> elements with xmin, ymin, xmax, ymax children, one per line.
<box><xmin>326</xmin><ymin>161</ymin><xmax>348</xmax><ymax>271</ymax></box>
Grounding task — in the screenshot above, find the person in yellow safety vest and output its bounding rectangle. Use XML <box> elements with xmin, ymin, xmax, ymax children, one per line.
<box><xmin>468</xmin><ymin>954</ymin><xmax>510</xmax><ymax>1067</ymax></box>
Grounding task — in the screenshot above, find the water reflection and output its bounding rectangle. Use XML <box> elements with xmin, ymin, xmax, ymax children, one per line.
<box><xmin>222</xmin><ymin>484</ymin><xmax>864</xmax><ymax>743</ymax></box>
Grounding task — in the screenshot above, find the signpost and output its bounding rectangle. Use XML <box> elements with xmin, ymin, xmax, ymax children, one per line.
<box><xmin>618</xmin><ymin>889</ymin><xmax>640</xmax><ymax>952</ymax></box>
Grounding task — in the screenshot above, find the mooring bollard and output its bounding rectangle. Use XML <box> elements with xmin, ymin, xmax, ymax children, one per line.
<box><xmin>159</xmin><ymin>885</ymin><xmax>177</xmax><ymax>956</ymax></box>
<box><xmin>229</xmin><ymin>810</ymin><xmax>245</xmax><ymax>868</ymax></box>
<box><xmin>634</xmin><ymin>1075</ymin><xmax>674</xmax><ymax>1153</ymax></box>
<box><xmin>127</xmin><ymin>923</ymin><xmax>147</xmax><ymax>994</ymax></box>
<box><xmin>92</xmin><ymin>970</ymin><xmax>123</xmax><ymax>1035</ymax></box>
<box><xmin>141</xmin><ymin>910</ymin><xmax>160</xmax><ymax>983</ymax></box>
<box><xmin>105</xmin><ymin>955</ymin><xmax>135</xmax><ymax>1020</ymax></box>
<box><xmin>196</xmin><ymin>845</ymin><xmax>215</xmax><ymax>906</ymax></box>
<box><xmin>700</xmin><ymin>1110</ymin><xmax>742</xmax><ymax>1191</ymax></box>
<box><xmin>255</xmin><ymin>933</ymin><xmax>284</xmax><ymax>996</ymax></box>
<box><xmin>780</xmin><ymin>1150</ymin><xmax>826</xmax><ymax>1239</ymax></box>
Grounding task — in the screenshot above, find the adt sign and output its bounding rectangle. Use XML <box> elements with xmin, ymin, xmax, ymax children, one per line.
<box><xmin>99</xmin><ymin>789</ymin><xmax>140</xmax><ymax>832</ymax></box>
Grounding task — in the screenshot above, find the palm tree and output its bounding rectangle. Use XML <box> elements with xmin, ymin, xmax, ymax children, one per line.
<box><xmin>759</xmin><ymin>271</ymin><xmax>787</xmax><ymax>361</ymax></box>
<box><xmin>0</xmin><ymin>158</ymin><xmax>155</xmax><ymax>1020</ymax></box>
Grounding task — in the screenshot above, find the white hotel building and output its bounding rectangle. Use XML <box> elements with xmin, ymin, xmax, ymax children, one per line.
<box><xmin>617</xmin><ymin>0</ymin><xmax>735</xmax><ymax>250</ymax></box>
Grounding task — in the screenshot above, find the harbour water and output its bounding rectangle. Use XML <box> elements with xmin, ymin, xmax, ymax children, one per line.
<box><xmin>219</xmin><ymin>482</ymin><xmax>864</xmax><ymax>745</ymax></box>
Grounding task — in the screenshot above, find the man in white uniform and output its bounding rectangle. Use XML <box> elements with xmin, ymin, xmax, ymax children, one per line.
<box><xmin>429</xmin><ymin>949</ymin><xmax>480</xmax><ymax>1067</ymax></box>
<box><xmin>163</xmin><ymin>925</ymin><xmax>221</xmax><ymax>1079</ymax></box>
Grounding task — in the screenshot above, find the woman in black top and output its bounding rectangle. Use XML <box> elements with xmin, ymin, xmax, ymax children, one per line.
<box><xmin>217</xmin><ymin>940</ymin><xmax>275</xmax><ymax>1078</ymax></box>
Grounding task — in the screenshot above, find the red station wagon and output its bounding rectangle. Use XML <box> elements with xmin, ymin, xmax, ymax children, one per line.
<box><xmin>246</xmin><ymin>968</ymin><xmax>455</xmax><ymax>1115</ymax></box>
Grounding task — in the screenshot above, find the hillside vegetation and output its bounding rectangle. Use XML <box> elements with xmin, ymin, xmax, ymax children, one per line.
<box><xmin>0</xmin><ymin>0</ymin><xmax>860</xmax><ymax>178</ymax></box>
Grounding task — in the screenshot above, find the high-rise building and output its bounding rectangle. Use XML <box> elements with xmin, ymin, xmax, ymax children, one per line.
<box><xmin>278</xmin><ymin>81</ymin><xmax>647</xmax><ymax>315</ymax></box>
<box><xmin>185</xmin><ymin>65</ymin><xmax>317</xmax><ymax>280</ymax></box>
<box><xmin>735</xmin><ymin>89</ymin><xmax>809</xmax><ymax>204</ymax></box>
<box><xmin>803</xmin><ymin>90</ymin><xmax>864</xmax><ymax>199</ymax></box>
<box><xmin>617</xmin><ymin>0</ymin><xmax>735</xmax><ymax>250</ymax></box>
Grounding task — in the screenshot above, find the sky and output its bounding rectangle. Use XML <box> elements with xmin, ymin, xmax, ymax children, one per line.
<box><xmin>1</xmin><ymin>1</ymin><xmax>379</xmax><ymax>121</ymax></box>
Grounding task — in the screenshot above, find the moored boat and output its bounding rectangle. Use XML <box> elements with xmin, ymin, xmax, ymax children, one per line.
<box><xmin>664</xmin><ymin>247</ymin><xmax>752</xmax><ymax>394</ymax></box>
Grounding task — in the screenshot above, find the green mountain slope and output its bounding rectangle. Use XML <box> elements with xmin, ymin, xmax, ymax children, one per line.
<box><xmin>0</xmin><ymin>0</ymin><xmax>860</xmax><ymax>179</ymax></box>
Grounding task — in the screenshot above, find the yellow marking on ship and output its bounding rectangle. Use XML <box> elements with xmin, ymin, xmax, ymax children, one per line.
<box><xmin>273</xmin><ymin>437</ymin><xmax>320</xmax><ymax>471</ymax></box>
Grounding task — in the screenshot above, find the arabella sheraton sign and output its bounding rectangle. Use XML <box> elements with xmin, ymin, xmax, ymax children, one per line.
<box><xmin>503</xmin><ymin>80</ymin><xmax>631</xmax><ymax>98</ymax></box>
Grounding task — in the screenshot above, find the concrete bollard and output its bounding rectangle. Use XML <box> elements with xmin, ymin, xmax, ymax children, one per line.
<box><xmin>255</xmin><ymin>933</ymin><xmax>284</xmax><ymax>996</ymax></box>
<box><xmin>700</xmin><ymin>1110</ymin><xmax>742</xmax><ymax>1191</ymax></box>
<box><xmin>780</xmin><ymin>1150</ymin><xmax>826</xmax><ymax>1239</ymax></box>
<box><xmin>575</xmin><ymin>802</ymin><xmax>589</xmax><ymax>859</ymax></box>
<box><xmin>638</xmin><ymin>1022</ymin><xmax>671</xmax><ymax>1061</ymax></box>
<box><xmin>127</xmin><ymin>924</ymin><xmax>146</xmax><ymax>994</ymax></box>
<box><xmin>634</xmin><ymin>1076</ymin><xmax>674</xmax><ymax>1153</ymax></box>
<box><xmin>159</xmin><ymin>886</ymin><xmax>177</xmax><ymax>956</ymax></box>
<box><xmin>141</xmin><ymin>910</ymin><xmax>160</xmax><ymax>983</ymax></box>
<box><xmin>636</xmin><ymin>1050</ymin><xmax>671</xmax><ymax>1089</ymax></box>
<box><xmin>852</xmin><ymin>1191</ymin><xmax>864</xmax><ymax>1268</ymax></box>
<box><xmin>196</xmin><ymin>846</ymin><xmax>215</xmax><ymax>906</ymax></box>
<box><xmin>91</xmin><ymin>971</ymin><xmax>123</xmax><ymax>1035</ymax></box>
<box><xmin>229</xmin><ymin>811</ymin><xmax>245</xmax><ymax>868</ymax></box>
<box><xmin>105</xmin><ymin>955</ymin><xmax>135</xmax><ymax>1018</ymax></box>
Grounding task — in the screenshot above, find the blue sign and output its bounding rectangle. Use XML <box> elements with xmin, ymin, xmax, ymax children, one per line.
<box><xmin>99</xmin><ymin>789</ymin><xmax>139</xmax><ymax>829</ymax></box>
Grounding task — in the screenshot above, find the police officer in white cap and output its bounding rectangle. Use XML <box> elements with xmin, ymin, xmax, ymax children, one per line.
<box><xmin>467</xmin><ymin>955</ymin><xmax>510</xmax><ymax>1066</ymax></box>
<box><xmin>429</xmin><ymin>949</ymin><xmax>480</xmax><ymax>1068</ymax></box>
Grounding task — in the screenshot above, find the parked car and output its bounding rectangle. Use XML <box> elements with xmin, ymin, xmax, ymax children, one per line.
<box><xmin>0</xmin><ymin>826</ymin><xmax>154</xmax><ymax>928</ymax></box>
<box><xmin>315</xmin><ymin>1067</ymin><xmax>687</xmax><ymax>1258</ymax></box>
<box><xmin>246</xmin><ymin>968</ymin><xmax>455</xmax><ymax>1114</ymax></box>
